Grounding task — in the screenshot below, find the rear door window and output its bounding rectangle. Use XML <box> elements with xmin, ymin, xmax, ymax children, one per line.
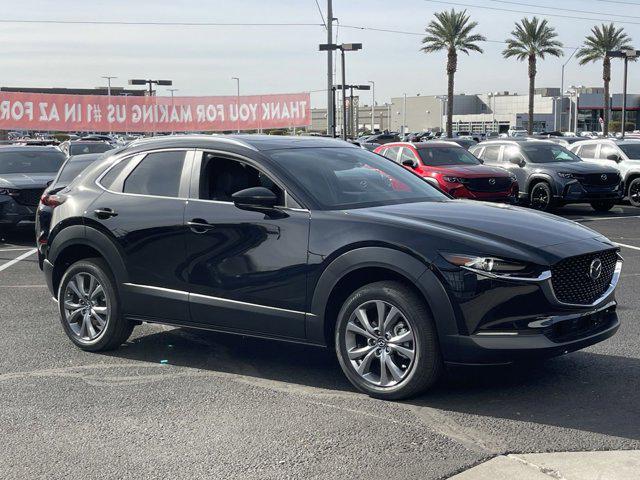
<box><xmin>579</xmin><ymin>143</ymin><xmax>598</xmax><ymax>158</ymax></box>
<box><xmin>123</xmin><ymin>151</ymin><xmax>186</xmax><ymax>198</ymax></box>
<box><xmin>482</xmin><ymin>145</ymin><xmax>502</xmax><ymax>163</ymax></box>
<box><xmin>381</xmin><ymin>147</ymin><xmax>400</xmax><ymax>162</ymax></box>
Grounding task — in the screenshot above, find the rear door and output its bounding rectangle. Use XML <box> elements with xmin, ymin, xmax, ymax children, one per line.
<box><xmin>183</xmin><ymin>150</ymin><xmax>310</xmax><ymax>340</ymax></box>
<box><xmin>92</xmin><ymin>149</ymin><xmax>194</xmax><ymax>322</ymax></box>
<box><xmin>576</xmin><ymin>142</ymin><xmax>599</xmax><ymax>164</ymax></box>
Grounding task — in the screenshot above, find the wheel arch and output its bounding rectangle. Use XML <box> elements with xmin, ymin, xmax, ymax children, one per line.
<box><xmin>306</xmin><ymin>247</ymin><xmax>459</xmax><ymax>353</ymax></box>
<box><xmin>624</xmin><ymin>172</ymin><xmax>640</xmax><ymax>195</ymax></box>
<box><xmin>49</xmin><ymin>225</ymin><xmax>128</xmax><ymax>298</ymax></box>
<box><xmin>526</xmin><ymin>174</ymin><xmax>555</xmax><ymax>196</ymax></box>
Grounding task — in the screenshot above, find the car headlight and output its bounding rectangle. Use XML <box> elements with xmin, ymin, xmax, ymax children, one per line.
<box><xmin>443</xmin><ymin>176</ymin><xmax>463</xmax><ymax>183</ymax></box>
<box><xmin>557</xmin><ymin>172</ymin><xmax>574</xmax><ymax>179</ymax></box>
<box><xmin>0</xmin><ymin>188</ymin><xmax>19</xmax><ymax>197</ymax></box>
<box><xmin>441</xmin><ymin>253</ymin><xmax>528</xmax><ymax>273</ymax></box>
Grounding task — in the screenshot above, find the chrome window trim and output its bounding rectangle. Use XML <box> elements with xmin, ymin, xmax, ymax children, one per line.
<box><xmin>123</xmin><ymin>283</ymin><xmax>313</xmax><ymax>317</ymax></box>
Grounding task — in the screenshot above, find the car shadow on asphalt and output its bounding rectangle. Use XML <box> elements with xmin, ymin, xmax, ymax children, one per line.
<box><xmin>106</xmin><ymin>326</ymin><xmax>640</xmax><ymax>442</ymax></box>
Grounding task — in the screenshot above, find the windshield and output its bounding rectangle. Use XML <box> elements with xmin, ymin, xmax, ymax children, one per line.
<box><xmin>267</xmin><ymin>147</ymin><xmax>448</xmax><ymax>210</ymax></box>
<box><xmin>417</xmin><ymin>146</ymin><xmax>480</xmax><ymax>166</ymax></box>
<box><xmin>0</xmin><ymin>150</ymin><xmax>65</xmax><ymax>174</ymax></box>
<box><xmin>55</xmin><ymin>159</ymin><xmax>97</xmax><ymax>185</ymax></box>
<box><xmin>619</xmin><ymin>144</ymin><xmax>640</xmax><ymax>159</ymax></box>
<box><xmin>69</xmin><ymin>143</ymin><xmax>114</xmax><ymax>155</ymax></box>
<box><xmin>520</xmin><ymin>144</ymin><xmax>580</xmax><ymax>163</ymax></box>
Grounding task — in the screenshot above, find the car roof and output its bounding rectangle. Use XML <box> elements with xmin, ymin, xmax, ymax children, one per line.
<box><xmin>478</xmin><ymin>138</ymin><xmax>556</xmax><ymax>146</ymax></box>
<box><xmin>0</xmin><ymin>145</ymin><xmax>63</xmax><ymax>153</ymax></box>
<box><xmin>375</xmin><ymin>141</ymin><xmax>462</xmax><ymax>149</ymax></box>
<box><xmin>576</xmin><ymin>138</ymin><xmax>640</xmax><ymax>145</ymax></box>
<box><xmin>124</xmin><ymin>134</ymin><xmax>353</xmax><ymax>153</ymax></box>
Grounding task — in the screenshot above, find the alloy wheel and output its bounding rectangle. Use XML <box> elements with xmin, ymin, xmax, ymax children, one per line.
<box><xmin>344</xmin><ymin>300</ymin><xmax>416</xmax><ymax>388</ymax></box>
<box><xmin>531</xmin><ymin>184</ymin><xmax>550</xmax><ymax>210</ymax></box>
<box><xmin>63</xmin><ymin>272</ymin><xmax>109</xmax><ymax>342</ymax></box>
<box><xmin>630</xmin><ymin>180</ymin><xmax>640</xmax><ymax>207</ymax></box>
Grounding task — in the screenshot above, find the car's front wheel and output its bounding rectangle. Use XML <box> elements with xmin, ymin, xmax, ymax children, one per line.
<box><xmin>335</xmin><ymin>281</ymin><xmax>442</xmax><ymax>400</ymax></box>
<box><xmin>58</xmin><ymin>258</ymin><xmax>134</xmax><ymax>351</ymax></box>
<box><xmin>590</xmin><ymin>200</ymin><xmax>616</xmax><ymax>212</ymax></box>
<box><xmin>628</xmin><ymin>178</ymin><xmax>640</xmax><ymax>207</ymax></box>
<box><xmin>529</xmin><ymin>182</ymin><xmax>555</xmax><ymax>211</ymax></box>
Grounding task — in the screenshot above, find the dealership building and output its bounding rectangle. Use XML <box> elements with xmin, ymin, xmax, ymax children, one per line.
<box><xmin>308</xmin><ymin>87</ymin><xmax>639</xmax><ymax>135</ymax></box>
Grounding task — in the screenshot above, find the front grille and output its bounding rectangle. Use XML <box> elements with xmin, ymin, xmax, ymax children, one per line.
<box><xmin>551</xmin><ymin>249</ymin><xmax>618</xmax><ymax>305</ymax></box>
<box><xmin>575</xmin><ymin>172</ymin><xmax>620</xmax><ymax>187</ymax></box>
<box><xmin>465</xmin><ymin>177</ymin><xmax>512</xmax><ymax>192</ymax></box>
<box><xmin>14</xmin><ymin>188</ymin><xmax>44</xmax><ymax>207</ymax></box>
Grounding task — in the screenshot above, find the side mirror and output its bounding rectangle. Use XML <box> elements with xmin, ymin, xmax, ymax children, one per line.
<box><xmin>606</xmin><ymin>154</ymin><xmax>621</xmax><ymax>162</ymax></box>
<box><xmin>507</xmin><ymin>156</ymin><xmax>524</xmax><ymax>167</ymax></box>
<box><xmin>232</xmin><ymin>187</ymin><xmax>277</xmax><ymax>210</ymax></box>
<box><xmin>402</xmin><ymin>159</ymin><xmax>418</xmax><ymax>169</ymax></box>
<box><xmin>45</xmin><ymin>180</ymin><xmax>53</xmax><ymax>187</ymax></box>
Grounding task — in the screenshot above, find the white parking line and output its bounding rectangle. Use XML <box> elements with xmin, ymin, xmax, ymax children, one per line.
<box><xmin>617</xmin><ymin>242</ymin><xmax>640</xmax><ymax>252</ymax></box>
<box><xmin>574</xmin><ymin>215</ymin><xmax>640</xmax><ymax>222</ymax></box>
<box><xmin>0</xmin><ymin>248</ymin><xmax>37</xmax><ymax>273</ymax></box>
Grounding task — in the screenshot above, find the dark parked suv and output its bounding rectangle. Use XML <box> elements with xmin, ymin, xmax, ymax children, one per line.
<box><xmin>0</xmin><ymin>146</ymin><xmax>66</xmax><ymax>231</ymax></box>
<box><xmin>471</xmin><ymin>139</ymin><xmax>623</xmax><ymax>212</ymax></box>
<box><xmin>39</xmin><ymin>135</ymin><xmax>622</xmax><ymax>399</ymax></box>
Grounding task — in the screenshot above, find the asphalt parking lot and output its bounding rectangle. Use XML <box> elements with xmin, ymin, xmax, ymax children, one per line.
<box><xmin>1</xmin><ymin>205</ymin><xmax>639</xmax><ymax>480</ymax></box>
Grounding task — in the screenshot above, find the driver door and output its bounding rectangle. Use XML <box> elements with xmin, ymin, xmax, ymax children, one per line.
<box><xmin>183</xmin><ymin>151</ymin><xmax>310</xmax><ymax>339</ymax></box>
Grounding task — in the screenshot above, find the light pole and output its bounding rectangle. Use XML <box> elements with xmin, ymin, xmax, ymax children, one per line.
<box><xmin>566</xmin><ymin>85</ymin><xmax>583</xmax><ymax>134</ymax></box>
<box><xmin>608</xmin><ymin>49</ymin><xmax>640</xmax><ymax>139</ymax></box>
<box><xmin>560</xmin><ymin>47</ymin><xmax>579</xmax><ymax>131</ymax></box>
<box><xmin>402</xmin><ymin>93</ymin><xmax>407</xmax><ymax>136</ymax></box>
<box><xmin>101</xmin><ymin>76</ymin><xmax>117</xmax><ymax>134</ymax></box>
<box><xmin>231</xmin><ymin>77</ymin><xmax>240</xmax><ymax>133</ymax></box>
<box><xmin>435</xmin><ymin>95</ymin><xmax>446</xmax><ymax>135</ymax></box>
<box><xmin>129</xmin><ymin>78</ymin><xmax>172</xmax><ymax>97</ymax></box>
<box><xmin>368</xmin><ymin>80</ymin><xmax>375</xmax><ymax>132</ymax></box>
<box><xmin>336</xmin><ymin>84</ymin><xmax>370</xmax><ymax>138</ymax></box>
<box><xmin>319</xmin><ymin>42</ymin><xmax>363</xmax><ymax>140</ymax></box>
<box><xmin>167</xmin><ymin>88</ymin><xmax>178</xmax><ymax>104</ymax></box>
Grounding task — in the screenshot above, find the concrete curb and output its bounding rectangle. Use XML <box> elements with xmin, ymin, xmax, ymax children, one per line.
<box><xmin>449</xmin><ymin>450</ymin><xmax>640</xmax><ymax>479</ymax></box>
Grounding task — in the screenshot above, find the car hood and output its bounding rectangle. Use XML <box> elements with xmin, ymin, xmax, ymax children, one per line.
<box><xmin>427</xmin><ymin>165</ymin><xmax>510</xmax><ymax>177</ymax></box>
<box><xmin>349</xmin><ymin>200</ymin><xmax>608</xmax><ymax>252</ymax></box>
<box><xmin>532</xmin><ymin>161</ymin><xmax>618</xmax><ymax>174</ymax></box>
<box><xmin>0</xmin><ymin>172</ymin><xmax>55</xmax><ymax>188</ymax></box>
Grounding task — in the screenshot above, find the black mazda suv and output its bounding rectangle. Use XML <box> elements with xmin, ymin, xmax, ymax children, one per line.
<box><xmin>38</xmin><ymin>135</ymin><xmax>623</xmax><ymax>400</ymax></box>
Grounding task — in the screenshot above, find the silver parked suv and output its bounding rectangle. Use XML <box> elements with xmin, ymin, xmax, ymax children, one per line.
<box><xmin>569</xmin><ymin>139</ymin><xmax>640</xmax><ymax>207</ymax></box>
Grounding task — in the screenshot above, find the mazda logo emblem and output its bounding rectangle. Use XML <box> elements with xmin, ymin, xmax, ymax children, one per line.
<box><xmin>601</xmin><ymin>174</ymin><xmax>608</xmax><ymax>181</ymax></box>
<box><xmin>488</xmin><ymin>178</ymin><xmax>496</xmax><ymax>185</ymax></box>
<box><xmin>360</xmin><ymin>180</ymin><xmax>368</xmax><ymax>189</ymax></box>
<box><xmin>589</xmin><ymin>258</ymin><xmax>603</xmax><ymax>280</ymax></box>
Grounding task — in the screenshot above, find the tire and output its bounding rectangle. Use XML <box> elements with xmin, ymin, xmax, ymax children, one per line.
<box><xmin>628</xmin><ymin>178</ymin><xmax>640</xmax><ymax>208</ymax></box>
<box><xmin>590</xmin><ymin>200</ymin><xmax>616</xmax><ymax>212</ymax></box>
<box><xmin>57</xmin><ymin>258</ymin><xmax>134</xmax><ymax>351</ymax></box>
<box><xmin>529</xmin><ymin>182</ymin><xmax>555</xmax><ymax>212</ymax></box>
<box><xmin>335</xmin><ymin>281</ymin><xmax>442</xmax><ymax>400</ymax></box>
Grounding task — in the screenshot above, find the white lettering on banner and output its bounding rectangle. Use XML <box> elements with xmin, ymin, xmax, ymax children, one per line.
<box><xmin>131</xmin><ymin>105</ymin><xmax>142</xmax><ymax>123</ymax></box>
<box><xmin>0</xmin><ymin>101</ymin><xmax>9</xmax><ymax>120</ymax></box>
<box><xmin>248</xmin><ymin>103</ymin><xmax>257</xmax><ymax>121</ymax></box>
<box><xmin>65</xmin><ymin>103</ymin><xmax>78</xmax><ymax>122</ymax></box>
<box><xmin>196</xmin><ymin>104</ymin><xmax>205</xmax><ymax>122</ymax></box>
<box><xmin>180</xmin><ymin>105</ymin><xmax>192</xmax><ymax>122</ymax></box>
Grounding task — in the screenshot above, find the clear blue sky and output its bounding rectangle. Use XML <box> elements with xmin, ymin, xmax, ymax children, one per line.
<box><xmin>0</xmin><ymin>0</ymin><xmax>637</xmax><ymax>106</ymax></box>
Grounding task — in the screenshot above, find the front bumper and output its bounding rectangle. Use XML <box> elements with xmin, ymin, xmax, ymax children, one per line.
<box><xmin>558</xmin><ymin>180</ymin><xmax>623</xmax><ymax>203</ymax></box>
<box><xmin>0</xmin><ymin>196</ymin><xmax>37</xmax><ymax>226</ymax></box>
<box><xmin>447</xmin><ymin>184</ymin><xmax>519</xmax><ymax>203</ymax></box>
<box><xmin>437</xmin><ymin>251</ymin><xmax>623</xmax><ymax>365</ymax></box>
<box><xmin>446</xmin><ymin>301</ymin><xmax>619</xmax><ymax>365</ymax></box>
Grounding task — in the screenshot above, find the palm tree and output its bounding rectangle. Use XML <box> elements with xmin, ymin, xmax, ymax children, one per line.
<box><xmin>503</xmin><ymin>17</ymin><xmax>563</xmax><ymax>135</ymax></box>
<box><xmin>421</xmin><ymin>9</ymin><xmax>485</xmax><ymax>137</ymax></box>
<box><xmin>576</xmin><ymin>23</ymin><xmax>633</xmax><ymax>136</ymax></box>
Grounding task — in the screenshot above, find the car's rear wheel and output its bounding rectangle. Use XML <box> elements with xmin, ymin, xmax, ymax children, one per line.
<box><xmin>335</xmin><ymin>281</ymin><xmax>442</xmax><ymax>400</ymax></box>
<box><xmin>590</xmin><ymin>200</ymin><xmax>616</xmax><ymax>212</ymax></box>
<box><xmin>58</xmin><ymin>258</ymin><xmax>133</xmax><ymax>351</ymax></box>
<box><xmin>529</xmin><ymin>182</ymin><xmax>555</xmax><ymax>211</ymax></box>
<box><xmin>628</xmin><ymin>178</ymin><xmax>640</xmax><ymax>207</ymax></box>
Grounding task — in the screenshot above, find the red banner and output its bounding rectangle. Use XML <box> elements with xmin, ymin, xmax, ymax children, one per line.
<box><xmin>0</xmin><ymin>91</ymin><xmax>311</xmax><ymax>132</ymax></box>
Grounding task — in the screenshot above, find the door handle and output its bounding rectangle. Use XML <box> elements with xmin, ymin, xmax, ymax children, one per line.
<box><xmin>94</xmin><ymin>208</ymin><xmax>118</xmax><ymax>219</ymax></box>
<box><xmin>188</xmin><ymin>219</ymin><xmax>215</xmax><ymax>233</ymax></box>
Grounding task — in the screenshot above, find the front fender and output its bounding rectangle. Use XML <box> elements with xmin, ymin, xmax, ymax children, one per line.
<box><xmin>306</xmin><ymin>247</ymin><xmax>459</xmax><ymax>354</ymax></box>
<box><xmin>526</xmin><ymin>173</ymin><xmax>557</xmax><ymax>195</ymax></box>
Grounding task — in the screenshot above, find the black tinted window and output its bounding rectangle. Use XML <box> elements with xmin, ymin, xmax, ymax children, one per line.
<box><xmin>100</xmin><ymin>158</ymin><xmax>131</xmax><ymax>190</ymax></box>
<box><xmin>123</xmin><ymin>151</ymin><xmax>186</xmax><ymax>197</ymax></box>
<box><xmin>619</xmin><ymin>144</ymin><xmax>640</xmax><ymax>158</ymax></box>
<box><xmin>0</xmin><ymin>150</ymin><xmax>64</xmax><ymax>174</ymax></box>
<box><xmin>417</xmin><ymin>146</ymin><xmax>480</xmax><ymax>166</ymax></box>
<box><xmin>267</xmin><ymin>147</ymin><xmax>447</xmax><ymax>210</ymax></box>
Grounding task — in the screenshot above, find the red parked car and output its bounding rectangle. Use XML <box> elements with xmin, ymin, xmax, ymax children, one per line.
<box><xmin>374</xmin><ymin>141</ymin><xmax>518</xmax><ymax>202</ymax></box>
